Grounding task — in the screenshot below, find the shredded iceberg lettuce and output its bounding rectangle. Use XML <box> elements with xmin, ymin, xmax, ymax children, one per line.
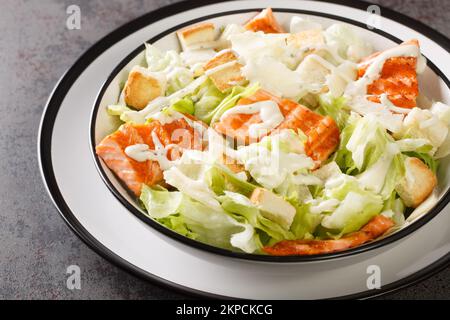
<box><xmin>236</xmin><ymin>132</ymin><xmax>315</xmax><ymax>190</ymax></box>
<box><xmin>140</xmin><ymin>186</ymin><xmax>260</xmax><ymax>253</ymax></box>
<box><xmin>107</xmin><ymin>104</ymin><xmax>132</xmax><ymax>116</ymax></box>
<box><xmin>205</xmin><ymin>165</ymin><xmax>257</xmax><ymax>197</ymax></box>
<box><xmin>170</xmin><ymin>97</ymin><xmax>195</xmax><ymax>115</ymax></box>
<box><xmin>209</xmin><ymin>83</ymin><xmax>260</xmax><ymax>124</ymax></box>
<box><xmin>321</xmin><ymin>191</ymin><xmax>383</xmax><ymax>234</ymax></box>
<box><xmin>220</xmin><ymin>191</ymin><xmax>294</xmax><ymax>242</ymax></box>
<box><xmin>289</xmin><ymin>202</ymin><xmax>323</xmax><ymax>240</ymax></box>
<box><xmin>192</xmin><ymin>79</ymin><xmax>226</xmax><ymax>124</ymax></box>
<box><xmin>395</xmin><ymin>107</ymin><xmax>449</xmax><ymax>155</ymax></box>
<box><xmin>316</xmin><ymin>94</ymin><xmax>350</xmax><ymax>130</ymax></box>
<box><xmin>318</xmin><ymin>175</ymin><xmax>384</xmax><ymax>234</ymax></box>
<box><xmin>333</xmin><ymin>113</ymin><xmax>406</xmax><ymax>200</ymax></box>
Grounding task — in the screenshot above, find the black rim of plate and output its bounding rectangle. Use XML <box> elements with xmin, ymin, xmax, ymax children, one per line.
<box><xmin>39</xmin><ymin>0</ymin><xmax>450</xmax><ymax>299</ymax></box>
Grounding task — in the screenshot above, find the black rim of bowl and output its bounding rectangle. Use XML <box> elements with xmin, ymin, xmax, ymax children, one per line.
<box><xmin>90</xmin><ymin>6</ymin><xmax>450</xmax><ymax>263</ymax></box>
<box><xmin>39</xmin><ymin>0</ymin><xmax>450</xmax><ymax>299</ymax></box>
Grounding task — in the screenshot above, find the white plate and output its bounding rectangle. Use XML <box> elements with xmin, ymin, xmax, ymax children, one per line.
<box><xmin>39</xmin><ymin>0</ymin><xmax>450</xmax><ymax>299</ymax></box>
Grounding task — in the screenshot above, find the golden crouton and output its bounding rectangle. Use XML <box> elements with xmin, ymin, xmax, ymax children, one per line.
<box><xmin>395</xmin><ymin>157</ymin><xmax>437</xmax><ymax>208</ymax></box>
<box><xmin>287</xmin><ymin>29</ymin><xmax>326</xmax><ymax>66</ymax></box>
<box><xmin>287</xmin><ymin>29</ymin><xmax>325</xmax><ymax>48</ymax></box>
<box><xmin>177</xmin><ymin>22</ymin><xmax>217</xmax><ymax>51</ymax></box>
<box><xmin>250</xmin><ymin>188</ymin><xmax>296</xmax><ymax>229</ymax></box>
<box><xmin>244</xmin><ymin>7</ymin><xmax>285</xmax><ymax>33</ymax></box>
<box><xmin>296</xmin><ymin>54</ymin><xmax>331</xmax><ymax>92</ymax></box>
<box><xmin>203</xmin><ymin>51</ymin><xmax>246</xmax><ymax>92</ymax></box>
<box><xmin>124</xmin><ymin>66</ymin><xmax>165</xmax><ymax>110</ymax></box>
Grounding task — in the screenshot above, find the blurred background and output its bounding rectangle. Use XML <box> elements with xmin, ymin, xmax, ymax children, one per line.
<box><xmin>0</xmin><ymin>0</ymin><xmax>449</xmax><ymax>299</ymax></box>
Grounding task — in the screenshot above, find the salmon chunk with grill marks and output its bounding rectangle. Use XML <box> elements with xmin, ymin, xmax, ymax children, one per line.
<box><xmin>213</xmin><ymin>90</ymin><xmax>340</xmax><ymax>164</ymax></box>
<box><xmin>96</xmin><ymin>118</ymin><xmax>202</xmax><ymax>196</ymax></box>
<box><xmin>358</xmin><ymin>39</ymin><xmax>420</xmax><ymax>109</ymax></box>
<box><xmin>244</xmin><ymin>7</ymin><xmax>285</xmax><ymax>34</ymax></box>
<box><xmin>263</xmin><ymin>215</ymin><xmax>395</xmax><ymax>256</ymax></box>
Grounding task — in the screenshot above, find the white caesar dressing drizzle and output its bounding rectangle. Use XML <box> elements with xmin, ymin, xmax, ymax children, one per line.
<box><xmin>220</xmin><ymin>100</ymin><xmax>285</xmax><ymax>138</ymax></box>
<box><xmin>206</xmin><ymin>128</ymin><xmax>239</xmax><ymax>160</ymax></box>
<box><xmin>121</xmin><ymin>75</ymin><xmax>208</xmax><ymax>124</ymax></box>
<box><xmin>150</xmin><ymin>110</ymin><xmax>184</xmax><ymax>125</ymax></box>
<box><xmin>347</xmin><ymin>96</ymin><xmax>404</xmax><ymax>133</ymax></box>
<box><xmin>124</xmin><ymin>131</ymin><xmax>177</xmax><ymax>170</ymax></box>
<box><xmin>180</xmin><ymin>113</ymin><xmax>207</xmax><ymax>135</ymax></box>
<box><xmin>163</xmin><ymin>166</ymin><xmax>223</xmax><ymax>211</ymax></box>
<box><xmin>124</xmin><ymin>144</ymin><xmax>150</xmax><ymax>162</ymax></box>
<box><xmin>345</xmin><ymin>44</ymin><xmax>420</xmax><ymax>98</ymax></box>
<box><xmin>305</xmin><ymin>44</ymin><xmax>346</xmax><ymax>64</ymax></box>
<box><xmin>342</xmin><ymin>44</ymin><xmax>422</xmax><ymax>132</ymax></box>
<box><xmin>149</xmin><ymin>110</ymin><xmax>206</xmax><ymax>138</ymax></box>
<box><xmin>379</xmin><ymin>93</ymin><xmax>412</xmax><ymax>114</ymax></box>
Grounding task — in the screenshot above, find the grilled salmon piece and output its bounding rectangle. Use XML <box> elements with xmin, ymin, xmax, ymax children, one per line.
<box><xmin>304</xmin><ymin>117</ymin><xmax>340</xmax><ymax>164</ymax></box>
<box><xmin>244</xmin><ymin>7</ymin><xmax>285</xmax><ymax>33</ymax></box>
<box><xmin>358</xmin><ymin>39</ymin><xmax>420</xmax><ymax>109</ymax></box>
<box><xmin>96</xmin><ymin>118</ymin><xmax>201</xmax><ymax>196</ymax></box>
<box><xmin>263</xmin><ymin>215</ymin><xmax>394</xmax><ymax>256</ymax></box>
<box><xmin>275</xmin><ymin>100</ymin><xmax>340</xmax><ymax>164</ymax></box>
<box><xmin>213</xmin><ymin>90</ymin><xmax>277</xmax><ymax>144</ymax></box>
<box><xmin>213</xmin><ymin>90</ymin><xmax>340</xmax><ymax>163</ymax></box>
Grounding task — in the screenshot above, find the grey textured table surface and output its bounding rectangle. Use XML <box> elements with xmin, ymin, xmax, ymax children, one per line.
<box><xmin>1</xmin><ymin>0</ymin><xmax>449</xmax><ymax>300</ymax></box>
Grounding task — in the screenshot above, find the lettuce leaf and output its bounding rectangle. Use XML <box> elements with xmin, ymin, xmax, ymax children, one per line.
<box><xmin>236</xmin><ymin>132</ymin><xmax>315</xmax><ymax>190</ymax></box>
<box><xmin>316</xmin><ymin>94</ymin><xmax>350</xmax><ymax>130</ymax></box>
<box><xmin>209</xmin><ymin>83</ymin><xmax>260</xmax><ymax>124</ymax></box>
<box><xmin>395</xmin><ymin>107</ymin><xmax>449</xmax><ymax>156</ymax></box>
<box><xmin>140</xmin><ymin>185</ymin><xmax>260</xmax><ymax>253</ymax></box>
<box><xmin>157</xmin><ymin>214</ymin><xmax>198</xmax><ymax>240</ymax></box>
<box><xmin>145</xmin><ymin>43</ymin><xmax>183</xmax><ymax>72</ymax></box>
<box><xmin>205</xmin><ymin>165</ymin><xmax>257</xmax><ymax>197</ymax></box>
<box><xmin>381</xmin><ymin>192</ymin><xmax>405</xmax><ymax>227</ymax></box>
<box><xmin>166</xmin><ymin>67</ymin><xmax>195</xmax><ymax>95</ymax></box>
<box><xmin>219</xmin><ymin>192</ymin><xmax>294</xmax><ymax>242</ymax></box>
<box><xmin>334</xmin><ymin>113</ymin><xmax>405</xmax><ymax>199</ymax></box>
<box><xmin>274</xmin><ymin>177</ymin><xmax>313</xmax><ymax>203</ymax></box>
<box><xmin>192</xmin><ymin>79</ymin><xmax>226</xmax><ymax>123</ymax></box>
<box><xmin>140</xmin><ymin>185</ymin><xmax>183</xmax><ymax>219</ymax></box>
<box><xmin>170</xmin><ymin>97</ymin><xmax>195</xmax><ymax>115</ymax></box>
<box><xmin>404</xmin><ymin>151</ymin><xmax>439</xmax><ymax>174</ymax></box>
<box><xmin>333</xmin><ymin>113</ymin><xmax>359</xmax><ymax>174</ymax></box>
<box><xmin>178</xmin><ymin>195</ymin><xmax>259</xmax><ymax>253</ymax></box>
<box><xmin>145</xmin><ymin>43</ymin><xmax>194</xmax><ymax>95</ymax></box>
<box><xmin>107</xmin><ymin>104</ymin><xmax>132</xmax><ymax>116</ymax></box>
<box><xmin>321</xmin><ymin>191</ymin><xmax>383</xmax><ymax>234</ymax></box>
<box><xmin>289</xmin><ymin>202</ymin><xmax>322</xmax><ymax>240</ymax></box>
<box><xmin>317</xmin><ymin>174</ymin><xmax>383</xmax><ymax>235</ymax></box>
